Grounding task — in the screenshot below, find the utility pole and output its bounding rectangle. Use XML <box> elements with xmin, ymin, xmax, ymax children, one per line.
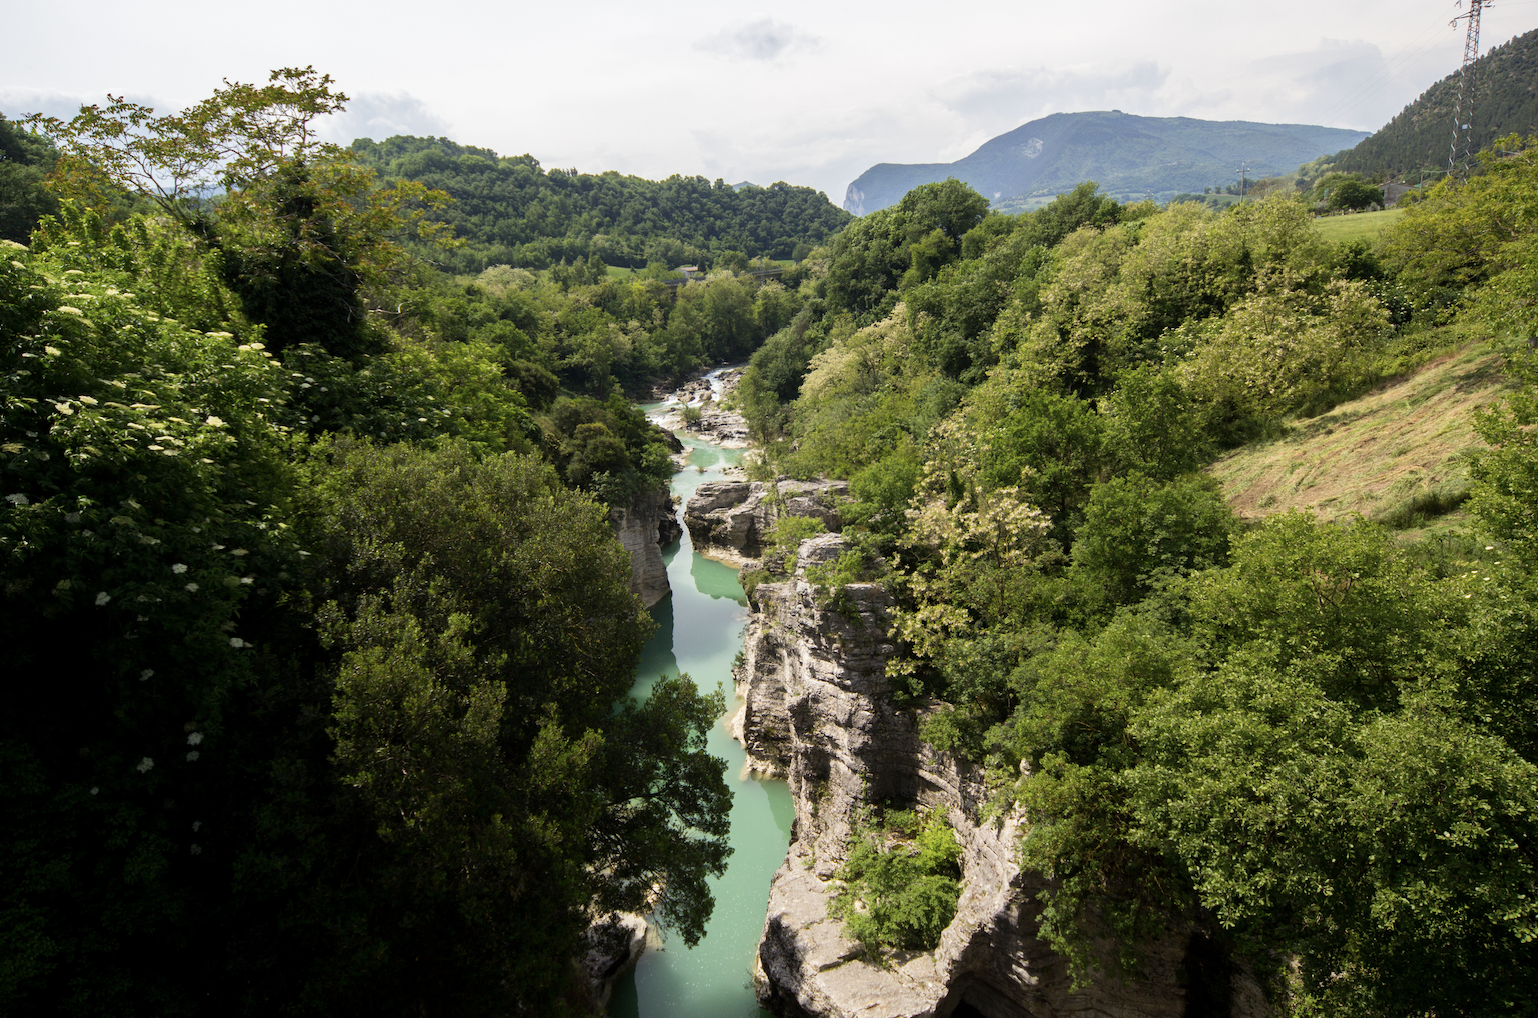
<box><xmin>1448</xmin><ymin>0</ymin><xmax>1489</xmax><ymax>179</ymax></box>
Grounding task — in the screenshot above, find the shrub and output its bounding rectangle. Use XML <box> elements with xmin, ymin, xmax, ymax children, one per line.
<box><xmin>831</xmin><ymin>807</ymin><xmax>963</xmax><ymax>953</ymax></box>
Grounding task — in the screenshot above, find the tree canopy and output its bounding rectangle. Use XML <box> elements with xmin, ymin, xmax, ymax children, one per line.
<box><xmin>347</xmin><ymin>134</ymin><xmax>852</xmax><ymax>273</ymax></box>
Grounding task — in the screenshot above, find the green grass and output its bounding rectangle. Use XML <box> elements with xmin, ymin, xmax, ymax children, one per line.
<box><xmin>1313</xmin><ymin>207</ymin><xmax>1405</xmax><ymax>245</ymax></box>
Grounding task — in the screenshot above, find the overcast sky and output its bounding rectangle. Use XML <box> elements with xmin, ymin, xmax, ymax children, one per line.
<box><xmin>5</xmin><ymin>0</ymin><xmax>1535</xmax><ymax>204</ymax></box>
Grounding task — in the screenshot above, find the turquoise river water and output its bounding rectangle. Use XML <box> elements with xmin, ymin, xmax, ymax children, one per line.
<box><xmin>609</xmin><ymin>416</ymin><xmax>794</xmax><ymax>1018</ymax></box>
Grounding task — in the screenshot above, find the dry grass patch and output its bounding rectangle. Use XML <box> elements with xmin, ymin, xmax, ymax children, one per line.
<box><xmin>1209</xmin><ymin>344</ymin><xmax>1512</xmax><ymax>525</ymax></box>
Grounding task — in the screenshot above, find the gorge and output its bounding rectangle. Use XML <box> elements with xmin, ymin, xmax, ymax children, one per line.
<box><xmin>610</xmin><ymin>374</ymin><xmax>1261</xmax><ymax>1018</ymax></box>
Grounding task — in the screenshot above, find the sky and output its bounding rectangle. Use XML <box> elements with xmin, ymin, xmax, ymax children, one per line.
<box><xmin>4</xmin><ymin>0</ymin><xmax>1536</xmax><ymax>205</ymax></box>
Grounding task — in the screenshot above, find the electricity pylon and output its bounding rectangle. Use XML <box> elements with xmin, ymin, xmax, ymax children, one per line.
<box><xmin>1449</xmin><ymin>0</ymin><xmax>1489</xmax><ymax>178</ymax></box>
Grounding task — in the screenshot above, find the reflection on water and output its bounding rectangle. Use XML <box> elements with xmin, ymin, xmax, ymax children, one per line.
<box><xmin>609</xmin><ymin>409</ymin><xmax>790</xmax><ymax>1018</ymax></box>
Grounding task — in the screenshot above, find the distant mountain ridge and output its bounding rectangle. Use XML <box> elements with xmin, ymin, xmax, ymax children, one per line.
<box><xmin>844</xmin><ymin>111</ymin><xmax>1369</xmax><ymax>214</ymax></box>
<box><xmin>1334</xmin><ymin>29</ymin><xmax>1538</xmax><ymax>177</ymax></box>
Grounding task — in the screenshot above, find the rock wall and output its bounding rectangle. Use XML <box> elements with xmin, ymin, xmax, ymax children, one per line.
<box><xmin>610</xmin><ymin>484</ymin><xmax>682</xmax><ymax>609</ymax></box>
<box><xmin>577</xmin><ymin>913</ymin><xmax>649</xmax><ymax>1012</ymax></box>
<box><xmin>685</xmin><ymin>479</ymin><xmax>848</xmax><ymax>566</ymax></box>
<box><xmin>736</xmin><ymin>534</ymin><xmax>1268</xmax><ymax>1018</ymax></box>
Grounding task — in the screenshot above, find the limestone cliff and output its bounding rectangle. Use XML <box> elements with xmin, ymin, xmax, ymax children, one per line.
<box><xmin>610</xmin><ymin>484</ymin><xmax>682</xmax><ymax>608</ymax></box>
<box><xmin>684</xmin><ymin>479</ymin><xmax>848</xmax><ymax>566</ymax></box>
<box><xmin>734</xmin><ymin>533</ymin><xmax>1268</xmax><ymax>1018</ymax></box>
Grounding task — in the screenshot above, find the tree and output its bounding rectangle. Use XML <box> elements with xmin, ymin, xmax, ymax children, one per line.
<box><xmin>32</xmin><ymin>68</ymin><xmax>454</xmax><ymax>357</ymax></box>
<box><xmin>1072</xmin><ymin>473</ymin><xmax>1234</xmax><ymax>603</ymax></box>
<box><xmin>1328</xmin><ymin>178</ymin><xmax>1383</xmax><ymax>211</ymax></box>
<box><xmin>299</xmin><ymin>440</ymin><xmax>731</xmax><ymax>1009</ymax></box>
<box><xmin>0</xmin><ymin>116</ymin><xmax>59</xmax><ymax>243</ymax></box>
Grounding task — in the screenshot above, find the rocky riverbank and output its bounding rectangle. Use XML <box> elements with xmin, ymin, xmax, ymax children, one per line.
<box><xmin>682</xmin><ymin>478</ymin><xmax>1270</xmax><ymax>1018</ymax></box>
<box><xmin>651</xmin><ymin>366</ymin><xmax>752</xmax><ymax>448</ymax></box>
<box><xmin>684</xmin><ymin>478</ymin><xmax>847</xmax><ymax>567</ymax></box>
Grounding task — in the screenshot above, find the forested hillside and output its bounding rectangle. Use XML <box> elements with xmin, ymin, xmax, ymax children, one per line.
<box><xmin>735</xmin><ymin>150</ymin><xmax>1538</xmax><ymax>1014</ymax></box>
<box><xmin>1334</xmin><ymin>28</ymin><xmax>1538</xmax><ymax>177</ymax></box>
<box><xmin>0</xmin><ymin>70</ymin><xmax>772</xmax><ymax>1017</ymax></box>
<box><xmin>347</xmin><ymin>135</ymin><xmax>852</xmax><ymax>273</ymax></box>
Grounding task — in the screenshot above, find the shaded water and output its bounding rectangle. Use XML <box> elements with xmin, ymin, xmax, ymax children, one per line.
<box><xmin>610</xmin><ymin>413</ymin><xmax>792</xmax><ymax>1018</ymax></box>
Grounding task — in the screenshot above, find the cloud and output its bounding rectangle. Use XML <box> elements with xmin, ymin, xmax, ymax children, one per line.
<box><xmin>0</xmin><ymin>86</ymin><xmax>452</xmax><ymax>151</ymax></box>
<box><xmin>1242</xmin><ymin>38</ymin><xmax>1450</xmax><ymax>131</ymax></box>
<box><xmin>688</xmin><ymin>102</ymin><xmax>956</xmax><ymax>205</ymax></box>
<box><xmin>694</xmin><ymin>18</ymin><xmax>822</xmax><ymax>62</ymax></box>
<box><xmin>319</xmin><ymin>91</ymin><xmax>451</xmax><ymax>144</ymax></box>
<box><xmin>0</xmin><ymin>88</ymin><xmax>161</xmax><ymax>122</ymax></box>
<box><xmin>929</xmin><ymin>61</ymin><xmax>1171</xmax><ymax>132</ymax></box>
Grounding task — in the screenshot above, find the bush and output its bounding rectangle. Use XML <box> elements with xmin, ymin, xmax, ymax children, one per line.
<box><xmin>830</xmin><ymin>807</ymin><xmax>963</xmax><ymax>952</ymax></box>
<box><xmin>1072</xmin><ymin>474</ymin><xmax>1235</xmax><ymax>603</ymax></box>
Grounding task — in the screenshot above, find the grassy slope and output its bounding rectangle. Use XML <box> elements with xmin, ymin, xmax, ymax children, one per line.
<box><xmin>1312</xmin><ymin>207</ymin><xmax>1405</xmax><ymax>244</ymax></box>
<box><xmin>1208</xmin><ymin>343</ymin><xmax>1511</xmax><ymax>527</ymax></box>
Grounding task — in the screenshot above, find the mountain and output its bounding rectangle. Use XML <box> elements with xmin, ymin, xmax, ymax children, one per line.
<box><xmin>1333</xmin><ymin>29</ymin><xmax>1538</xmax><ymax>178</ymax></box>
<box><xmin>842</xmin><ymin>111</ymin><xmax>1369</xmax><ymax>214</ymax></box>
<box><xmin>347</xmin><ymin>136</ymin><xmax>850</xmax><ymax>273</ymax></box>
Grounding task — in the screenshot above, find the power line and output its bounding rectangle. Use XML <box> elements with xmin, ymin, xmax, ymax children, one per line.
<box><xmin>1449</xmin><ymin>0</ymin><xmax>1490</xmax><ymax>177</ymax></box>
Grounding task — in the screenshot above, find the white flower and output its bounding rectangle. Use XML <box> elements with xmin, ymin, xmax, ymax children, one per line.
<box><xmin>95</xmin><ymin>591</ymin><xmax>111</xmax><ymax>606</ymax></box>
<box><xmin>90</xmin><ymin>786</ymin><xmax>99</xmax><ymax>795</ymax></box>
<box><xmin>229</xmin><ymin>637</ymin><xmax>245</xmax><ymax>648</ymax></box>
<box><xmin>56</xmin><ymin>306</ymin><xmax>83</xmax><ymax>316</ymax></box>
<box><xmin>135</xmin><ymin>757</ymin><xmax>154</xmax><ymax>773</ymax></box>
<box><xmin>239</xmin><ymin>577</ymin><xmax>253</xmax><ymax>585</ymax></box>
<box><xmin>205</xmin><ymin>415</ymin><xmax>224</xmax><ymax>427</ymax></box>
<box><xmin>189</xmin><ymin>844</ymin><xmax>202</xmax><ymax>856</ymax></box>
<box><xmin>5</xmin><ymin>493</ymin><xmax>28</xmax><ymax>506</ymax></box>
<box><xmin>139</xmin><ymin>669</ymin><xmax>154</xmax><ymax>681</ymax></box>
<box><xmin>229</xmin><ymin>548</ymin><xmax>247</xmax><ymax>557</ymax></box>
<box><xmin>171</xmin><ymin>563</ymin><xmax>188</xmax><ymax>574</ymax></box>
<box><xmin>185</xmin><ymin>582</ymin><xmax>199</xmax><ymax>592</ymax></box>
<box><xmin>187</xmin><ymin>732</ymin><xmax>203</xmax><ymax>746</ymax></box>
<box><xmin>191</xmin><ymin>821</ymin><xmax>202</xmax><ymax>831</ymax></box>
<box><xmin>65</xmin><ymin>512</ymin><xmax>80</xmax><ymax>523</ymax></box>
<box><xmin>78</xmin><ymin>395</ymin><xmax>98</xmax><ymax>405</ymax></box>
<box><xmin>185</xmin><ymin>751</ymin><xmax>200</xmax><ymax>762</ymax></box>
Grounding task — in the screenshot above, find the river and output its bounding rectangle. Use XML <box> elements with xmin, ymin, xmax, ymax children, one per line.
<box><xmin>609</xmin><ymin>399</ymin><xmax>793</xmax><ymax>1018</ymax></box>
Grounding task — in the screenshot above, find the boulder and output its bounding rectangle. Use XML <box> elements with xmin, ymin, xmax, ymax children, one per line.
<box><xmin>684</xmin><ymin>479</ymin><xmax>849</xmax><ymax>566</ymax></box>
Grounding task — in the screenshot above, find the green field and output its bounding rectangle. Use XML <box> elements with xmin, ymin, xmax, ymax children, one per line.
<box><xmin>1313</xmin><ymin>207</ymin><xmax>1405</xmax><ymax>244</ymax></box>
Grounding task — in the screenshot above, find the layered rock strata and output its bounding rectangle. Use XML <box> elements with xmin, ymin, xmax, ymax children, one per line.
<box><xmin>609</xmin><ymin>484</ymin><xmax>682</xmax><ymax>608</ymax></box>
<box><xmin>685</xmin><ymin>479</ymin><xmax>849</xmax><ymax>566</ymax></box>
<box><xmin>736</xmin><ymin>534</ymin><xmax>1267</xmax><ymax>1018</ymax></box>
